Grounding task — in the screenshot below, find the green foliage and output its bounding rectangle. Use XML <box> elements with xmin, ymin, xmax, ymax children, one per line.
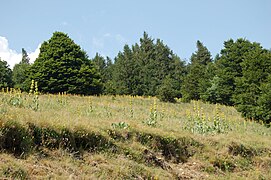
<box><xmin>27</xmin><ymin>32</ymin><xmax>102</xmax><ymax>95</ymax></box>
<box><xmin>201</xmin><ymin>75</ymin><xmax>223</xmax><ymax>104</ymax></box>
<box><xmin>234</xmin><ymin>47</ymin><xmax>271</xmax><ymax>124</ymax></box>
<box><xmin>0</xmin><ymin>58</ymin><xmax>12</xmax><ymax>88</ymax></box>
<box><xmin>184</xmin><ymin>103</ymin><xmax>231</xmax><ymax>134</ymax></box>
<box><xmin>212</xmin><ymin>39</ymin><xmax>259</xmax><ymax>105</ymax></box>
<box><xmin>257</xmin><ymin>76</ymin><xmax>271</xmax><ymax>124</ymax></box>
<box><xmin>28</xmin><ymin>80</ymin><xmax>39</xmax><ymax>111</ymax></box>
<box><xmin>12</xmin><ymin>48</ymin><xmax>31</xmax><ymax>91</ymax></box>
<box><xmin>143</xmin><ymin>99</ymin><xmax>158</xmax><ymax>127</ymax></box>
<box><xmin>111</xmin><ymin>32</ymin><xmax>185</xmax><ymax>97</ymax></box>
<box><xmin>8</xmin><ymin>94</ymin><xmax>23</xmax><ymax>108</ymax></box>
<box><xmin>112</xmin><ymin>44</ymin><xmax>139</xmax><ymax>95</ymax></box>
<box><xmin>157</xmin><ymin>76</ymin><xmax>177</xmax><ymax>103</ymax></box>
<box><xmin>92</xmin><ymin>53</ymin><xmax>114</xmax><ymax>94</ymax></box>
<box><xmin>182</xmin><ymin>41</ymin><xmax>212</xmax><ymax>102</ymax></box>
<box><xmin>111</xmin><ymin>122</ymin><xmax>129</xmax><ymax>129</ymax></box>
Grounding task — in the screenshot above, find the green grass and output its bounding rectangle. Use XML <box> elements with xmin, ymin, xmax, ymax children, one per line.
<box><xmin>0</xmin><ymin>90</ymin><xmax>270</xmax><ymax>179</ymax></box>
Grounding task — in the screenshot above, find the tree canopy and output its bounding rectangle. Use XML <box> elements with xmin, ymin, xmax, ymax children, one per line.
<box><xmin>0</xmin><ymin>58</ymin><xmax>12</xmax><ymax>88</ymax></box>
<box><xmin>27</xmin><ymin>32</ymin><xmax>102</xmax><ymax>95</ymax></box>
<box><xmin>12</xmin><ymin>48</ymin><xmax>31</xmax><ymax>90</ymax></box>
<box><xmin>110</xmin><ymin>32</ymin><xmax>186</xmax><ymax>98</ymax></box>
<box><xmin>182</xmin><ymin>41</ymin><xmax>213</xmax><ymax>102</ymax></box>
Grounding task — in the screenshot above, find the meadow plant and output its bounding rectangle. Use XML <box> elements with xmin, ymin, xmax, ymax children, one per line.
<box><xmin>184</xmin><ymin>101</ymin><xmax>231</xmax><ymax>134</ymax></box>
<box><xmin>86</xmin><ymin>96</ymin><xmax>94</xmax><ymax>116</ymax></box>
<box><xmin>0</xmin><ymin>87</ymin><xmax>24</xmax><ymax>109</ymax></box>
<box><xmin>143</xmin><ymin>98</ymin><xmax>158</xmax><ymax>127</ymax></box>
<box><xmin>57</xmin><ymin>92</ymin><xmax>68</xmax><ymax>106</ymax></box>
<box><xmin>29</xmin><ymin>80</ymin><xmax>39</xmax><ymax>111</ymax></box>
<box><xmin>8</xmin><ymin>88</ymin><xmax>24</xmax><ymax>108</ymax></box>
<box><xmin>111</xmin><ymin>122</ymin><xmax>129</xmax><ymax>129</ymax></box>
<box><xmin>129</xmin><ymin>96</ymin><xmax>134</xmax><ymax>118</ymax></box>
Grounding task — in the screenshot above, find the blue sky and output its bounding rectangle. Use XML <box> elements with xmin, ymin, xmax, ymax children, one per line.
<box><xmin>0</xmin><ymin>0</ymin><xmax>270</xmax><ymax>67</ymax></box>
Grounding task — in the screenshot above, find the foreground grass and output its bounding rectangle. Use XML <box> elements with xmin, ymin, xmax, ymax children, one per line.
<box><xmin>0</xmin><ymin>92</ymin><xmax>270</xmax><ymax>179</ymax></box>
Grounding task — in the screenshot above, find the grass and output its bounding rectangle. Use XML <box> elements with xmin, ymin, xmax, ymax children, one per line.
<box><xmin>0</xmin><ymin>90</ymin><xmax>271</xmax><ymax>179</ymax></box>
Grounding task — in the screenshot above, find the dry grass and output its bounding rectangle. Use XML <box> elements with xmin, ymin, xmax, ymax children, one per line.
<box><xmin>0</xmin><ymin>91</ymin><xmax>270</xmax><ymax>179</ymax></box>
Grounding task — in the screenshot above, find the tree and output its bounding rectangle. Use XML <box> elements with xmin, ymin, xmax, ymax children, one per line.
<box><xmin>157</xmin><ymin>75</ymin><xmax>177</xmax><ymax>103</ymax></box>
<box><xmin>92</xmin><ymin>53</ymin><xmax>106</xmax><ymax>76</ymax></box>
<box><xmin>92</xmin><ymin>53</ymin><xmax>116</xmax><ymax>94</ymax></box>
<box><xmin>257</xmin><ymin>75</ymin><xmax>271</xmax><ymax>124</ymax></box>
<box><xmin>234</xmin><ymin>45</ymin><xmax>271</xmax><ymax>123</ymax></box>
<box><xmin>213</xmin><ymin>38</ymin><xmax>258</xmax><ymax>105</ymax></box>
<box><xmin>0</xmin><ymin>58</ymin><xmax>12</xmax><ymax>88</ymax></box>
<box><xmin>27</xmin><ymin>32</ymin><xmax>102</xmax><ymax>95</ymax></box>
<box><xmin>112</xmin><ymin>44</ymin><xmax>139</xmax><ymax>95</ymax></box>
<box><xmin>181</xmin><ymin>40</ymin><xmax>212</xmax><ymax>102</ymax></box>
<box><xmin>21</xmin><ymin>48</ymin><xmax>30</xmax><ymax>64</ymax></box>
<box><xmin>111</xmin><ymin>32</ymin><xmax>186</xmax><ymax>97</ymax></box>
<box><xmin>12</xmin><ymin>48</ymin><xmax>31</xmax><ymax>90</ymax></box>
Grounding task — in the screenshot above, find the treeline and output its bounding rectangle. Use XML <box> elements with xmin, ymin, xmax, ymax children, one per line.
<box><xmin>0</xmin><ymin>32</ymin><xmax>270</xmax><ymax>124</ymax></box>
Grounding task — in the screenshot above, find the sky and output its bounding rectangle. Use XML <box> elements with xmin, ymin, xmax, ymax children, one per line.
<box><xmin>0</xmin><ymin>0</ymin><xmax>270</xmax><ymax>68</ymax></box>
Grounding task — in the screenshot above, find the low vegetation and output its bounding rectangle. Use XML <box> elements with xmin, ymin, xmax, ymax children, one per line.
<box><xmin>0</xmin><ymin>89</ymin><xmax>270</xmax><ymax>179</ymax></box>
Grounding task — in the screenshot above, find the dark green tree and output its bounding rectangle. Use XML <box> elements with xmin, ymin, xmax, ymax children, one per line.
<box><xmin>157</xmin><ymin>75</ymin><xmax>177</xmax><ymax>103</ymax></box>
<box><xmin>27</xmin><ymin>32</ymin><xmax>102</xmax><ymax>95</ymax></box>
<box><xmin>234</xmin><ymin>45</ymin><xmax>271</xmax><ymax>123</ymax></box>
<box><xmin>181</xmin><ymin>40</ymin><xmax>212</xmax><ymax>102</ymax></box>
<box><xmin>137</xmin><ymin>32</ymin><xmax>156</xmax><ymax>96</ymax></box>
<box><xmin>113</xmin><ymin>44</ymin><xmax>140</xmax><ymax>95</ymax></box>
<box><xmin>12</xmin><ymin>48</ymin><xmax>31</xmax><ymax>90</ymax></box>
<box><xmin>0</xmin><ymin>58</ymin><xmax>12</xmax><ymax>88</ymax></box>
<box><xmin>257</xmin><ymin>74</ymin><xmax>271</xmax><ymax>124</ymax></box>
<box><xmin>213</xmin><ymin>38</ymin><xmax>258</xmax><ymax>105</ymax></box>
<box><xmin>136</xmin><ymin>33</ymin><xmax>185</xmax><ymax>96</ymax></box>
<box><xmin>92</xmin><ymin>53</ymin><xmax>116</xmax><ymax>94</ymax></box>
<box><xmin>111</xmin><ymin>32</ymin><xmax>186</xmax><ymax>97</ymax></box>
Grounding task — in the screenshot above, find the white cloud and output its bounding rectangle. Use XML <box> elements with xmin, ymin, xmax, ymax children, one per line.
<box><xmin>28</xmin><ymin>44</ymin><xmax>41</xmax><ymax>64</ymax></box>
<box><xmin>0</xmin><ymin>36</ymin><xmax>40</xmax><ymax>68</ymax></box>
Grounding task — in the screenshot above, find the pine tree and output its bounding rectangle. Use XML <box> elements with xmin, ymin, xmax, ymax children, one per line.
<box><xmin>0</xmin><ymin>58</ymin><xmax>12</xmax><ymax>88</ymax></box>
<box><xmin>113</xmin><ymin>44</ymin><xmax>139</xmax><ymax>95</ymax></box>
<box><xmin>111</xmin><ymin>32</ymin><xmax>186</xmax><ymax>97</ymax></box>
<box><xmin>181</xmin><ymin>41</ymin><xmax>212</xmax><ymax>102</ymax></box>
<box><xmin>234</xmin><ymin>45</ymin><xmax>271</xmax><ymax>123</ymax></box>
<box><xmin>157</xmin><ymin>75</ymin><xmax>177</xmax><ymax>103</ymax></box>
<box><xmin>213</xmin><ymin>38</ymin><xmax>257</xmax><ymax>105</ymax></box>
<box><xmin>12</xmin><ymin>48</ymin><xmax>31</xmax><ymax>90</ymax></box>
<box><xmin>257</xmin><ymin>74</ymin><xmax>271</xmax><ymax>124</ymax></box>
<box><xmin>27</xmin><ymin>32</ymin><xmax>102</xmax><ymax>95</ymax></box>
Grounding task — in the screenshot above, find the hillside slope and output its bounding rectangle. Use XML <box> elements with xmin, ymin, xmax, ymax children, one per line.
<box><xmin>0</xmin><ymin>91</ymin><xmax>270</xmax><ymax>179</ymax></box>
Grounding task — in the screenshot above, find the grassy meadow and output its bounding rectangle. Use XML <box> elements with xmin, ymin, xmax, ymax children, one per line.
<box><xmin>0</xmin><ymin>89</ymin><xmax>270</xmax><ymax>179</ymax></box>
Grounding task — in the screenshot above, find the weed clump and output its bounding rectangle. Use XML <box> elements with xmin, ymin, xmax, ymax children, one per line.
<box><xmin>212</xmin><ymin>157</ymin><xmax>236</xmax><ymax>172</ymax></box>
<box><xmin>184</xmin><ymin>102</ymin><xmax>231</xmax><ymax>135</ymax></box>
<box><xmin>136</xmin><ymin>132</ymin><xmax>202</xmax><ymax>163</ymax></box>
<box><xmin>2</xmin><ymin>165</ymin><xmax>29</xmax><ymax>179</ymax></box>
<box><xmin>228</xmin><ymin>142</ymin><xmax>259</xmax><ymax>158</ymax></box>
